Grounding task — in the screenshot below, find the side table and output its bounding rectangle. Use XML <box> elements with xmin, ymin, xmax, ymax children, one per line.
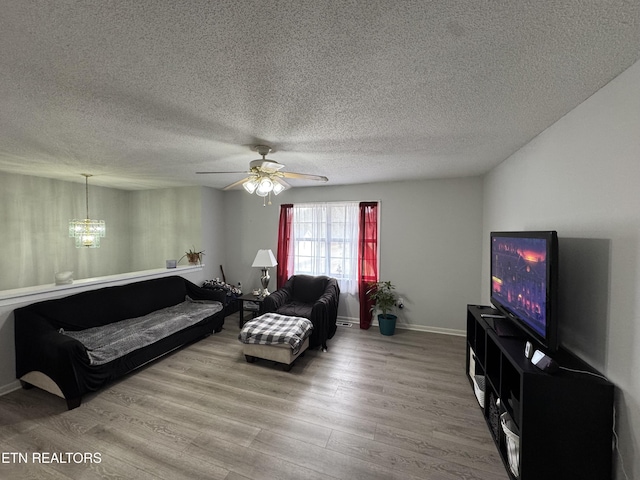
<box><xmin>237</xmin><ymin>294</ymin><xmax>266</xmax><ymax>328</ymax></box>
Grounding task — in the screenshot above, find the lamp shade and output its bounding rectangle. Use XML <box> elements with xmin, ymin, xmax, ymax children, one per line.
<box><xmin>251</xmin><ymin>249</ymin><xmax>278</xmax><ymax>268</ymax></box>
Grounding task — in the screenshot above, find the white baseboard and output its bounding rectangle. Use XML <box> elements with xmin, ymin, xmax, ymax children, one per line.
<box><xmin>0</xmin><ymin>380</ymin><xmax>21</xmax><ymax>396</ymax></box>
<box><xmin>394</xmin><ymin>323</ymin><xmax>466</xmax><ymax>337</ymax></box>
<box><xmin>337</xmin><ymin>316</ymin><xmax>465</xmax><ymax>337</ymax></box>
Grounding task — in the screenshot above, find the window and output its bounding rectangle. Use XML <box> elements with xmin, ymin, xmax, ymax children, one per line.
<box><xmin>292</xmin><ymin>202</ymin><xmax>359</xmax><ymax>294</ymax></box>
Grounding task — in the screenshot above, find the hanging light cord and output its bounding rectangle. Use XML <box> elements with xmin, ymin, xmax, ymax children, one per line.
<box><xmin>84</xmin><ymin>174</ymin><xmax>90</xmax><ymax>219</ymax></box>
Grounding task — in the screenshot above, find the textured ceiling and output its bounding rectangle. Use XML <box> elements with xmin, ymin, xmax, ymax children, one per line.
<box><xmin>0</xmin><ymin>1</ymin><xmax>638</xmax><ymax>190</ymax></box>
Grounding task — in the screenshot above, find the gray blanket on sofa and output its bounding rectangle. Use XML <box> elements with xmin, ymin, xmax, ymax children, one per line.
<box><xmin>62</xmin><ymin>296</ymin><xmax>222</xmax><ymax>365</ymax></box>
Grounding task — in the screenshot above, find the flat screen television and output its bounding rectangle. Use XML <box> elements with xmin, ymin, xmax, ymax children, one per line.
<box><xmin>490</xmin><ymin>231</ymin><xmax>559</xmax><ymax>352</ymax></box>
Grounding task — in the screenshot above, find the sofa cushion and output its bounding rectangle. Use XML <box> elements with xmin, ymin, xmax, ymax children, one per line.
<box><xmin>28</xmin><ymin>276</ymin><xmax>188</xmax><ymax>330</ymax></box>
<box><xmin>291</xmin><ymin>275</ymin><xmax>328</xmax><ymax>304</ymax></box>
<box><xmin>276</xmin><ymin>301</ymin><xmax>313</xmax><ymax>320</ymax></box>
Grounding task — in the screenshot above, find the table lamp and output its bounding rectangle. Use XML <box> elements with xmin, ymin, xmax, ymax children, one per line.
<box><xmin>251</xmin><ymin>249</ymin><xmax>278</xmax><ymax>295</ymax></box>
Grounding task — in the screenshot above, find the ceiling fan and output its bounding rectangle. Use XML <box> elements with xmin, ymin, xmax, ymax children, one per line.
<box><xmin>197</xmin><ymin>145</ymin><xmax>328</xmax><ymax>204</ymax></box>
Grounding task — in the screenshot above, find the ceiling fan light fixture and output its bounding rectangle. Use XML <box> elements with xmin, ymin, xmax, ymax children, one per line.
<box><xmin>243</xmin><ymin>178</ymin><xmax>258</xmax><ymax>194</ymax></box>
<box><xmin>197</xmin><ymin>145</ymin><xmax>328</xmax><ymax>205</ymax></box>
<box><xmin>272</xmin><ymin>179</ymin><xmax>286</xmax><ymax>195</ymax></box>
<box><xmin>256</xmin><ymin>177</ymin><xmax>273</xmax><ymax>196</ymax></box>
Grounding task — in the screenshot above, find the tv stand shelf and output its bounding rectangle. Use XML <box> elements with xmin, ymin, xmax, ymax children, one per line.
<box><xmin>466</xmin><ymin>305</ymin><xmax>614</xmax><ymax>480</ymax></box>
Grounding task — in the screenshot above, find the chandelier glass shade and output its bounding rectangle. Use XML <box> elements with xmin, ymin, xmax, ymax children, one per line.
<box><xmin>69</xmin><ymin>174</ymin><xmax>106</xmax><ymax>248</ymax></box>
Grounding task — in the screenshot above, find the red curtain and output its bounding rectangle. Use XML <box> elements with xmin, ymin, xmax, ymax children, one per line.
<box><xmin>276</xmin><ymin>204</ymin><xmax>294</xmax><ymax>288</ymax></box>
<box><xmin>358</xmin><ymin>202</ymin><xmax>378</xmax><ymax>329</ymax></box>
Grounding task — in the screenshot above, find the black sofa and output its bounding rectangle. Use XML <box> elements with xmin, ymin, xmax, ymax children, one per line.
<box><xmin>14</xmin><ymin>275</ymin><xmax>226</xmax><ymax>409</ymax></box>
<box><xmin>262</xmin><ymin>275</ymin><xmax>340</xmax><ymax>351</ymax></box>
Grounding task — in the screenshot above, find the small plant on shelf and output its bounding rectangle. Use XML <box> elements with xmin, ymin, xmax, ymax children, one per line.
<box><xmin>179</xmin><ymin>247</ymin><xmax>205</xmax><ymax>265</ymax></box>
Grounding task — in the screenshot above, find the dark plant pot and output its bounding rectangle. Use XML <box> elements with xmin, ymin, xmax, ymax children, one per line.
<box><xmin>378</xmin><ymin>314</ymin><xmax>397</xmax><ymax>336</ymax></box>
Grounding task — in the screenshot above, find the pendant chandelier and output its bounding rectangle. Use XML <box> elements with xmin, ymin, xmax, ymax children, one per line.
<box><xmin>69</xmin><ymin>174</ymin><xmax>106</xmax><ymax>248</ymax></box>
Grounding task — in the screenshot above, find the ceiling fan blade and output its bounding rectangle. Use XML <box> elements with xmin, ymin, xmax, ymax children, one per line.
<box><xmin>196</xmin><ymin>171</ymin><xmax>248</xmax><ymax>174</ymax></box>
<box><xmin>277</xmin><ymin>177</ymin><xmax>292</xmax><ymax>188</ymax></box>
<box><xmin>281</xmin><ymin>172</ymin><xmax>329</xmax><ymax>182</ymax></box>
<box><xmin>222</xmin><ymin>177</ymin><xmax>250</xmax><ymax>190</ymax></box>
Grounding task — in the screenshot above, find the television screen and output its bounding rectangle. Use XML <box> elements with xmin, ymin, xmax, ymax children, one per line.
<box><xmin>490</xmin><ymin>231</ymin><xmax>558</xmax><ymax>351</ymax></box>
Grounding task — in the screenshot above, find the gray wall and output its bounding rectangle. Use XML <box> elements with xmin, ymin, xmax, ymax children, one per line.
<box><xmin>129</xmin><ymin>186</ymin><xmax>204</xmax><ymax>272</ymax></box>
<box><xmin>0</xmin><ymin>176</ymin><xmax>215</xmax><ymax>291</ymax></box>
<box><xmin>127</xmin><ymin>184</ymin><xmax>223</xmax><ymax>281</ymax></box>
<box><xmin>482</xmin><ymin>60</ymin><xmax>640</xmax><ymax>479</ymax></box>
<box><xmin>0</xmin><ymin>174</ymin><xmax>131</xmax><ymax>290</ymax></box>
<box><xmin>221</xmin><ymin>177</ymin><xmax>484</xmax><ymax>331</ymax></box>
<box><xmin>200</xmin><ymin>186</ymin><xmax>226</xmax><ymax>282</ymax></box>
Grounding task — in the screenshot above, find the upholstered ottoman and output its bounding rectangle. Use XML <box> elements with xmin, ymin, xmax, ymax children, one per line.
<box><xmin>238</xmin><ymin>313</ymin><xmax>313</xmax><ymax>371</ymax></box>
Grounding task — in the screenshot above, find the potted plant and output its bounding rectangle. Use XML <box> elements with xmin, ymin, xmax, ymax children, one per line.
<box><xmin>367</xmin><ymin>281</ymin><xmax>399</xmax><ymax>335</ymax></box>
<box><xmin>179</xmin><ymin>247</ymin><xmax>205</xmax><ymax>265</ymax></box>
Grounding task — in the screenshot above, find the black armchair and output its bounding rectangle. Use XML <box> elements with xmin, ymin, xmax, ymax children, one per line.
<box><xmin>262</xmin><ymin>275</ymin><xmax>340</xmax><ymax>351</ymax></box>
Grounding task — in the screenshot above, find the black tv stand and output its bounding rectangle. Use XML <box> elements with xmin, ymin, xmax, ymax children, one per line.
<box><xmin>466</xmin><ymin>305</ymin><xmax>614</xmax><ymax>479</ymax></box>
<box><xmin>487</xmin><ymin>317</ymin><xmax>524</xmax><ymax>338</ymax></box>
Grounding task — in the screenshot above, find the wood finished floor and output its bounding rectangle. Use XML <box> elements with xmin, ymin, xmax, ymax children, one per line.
<box><xmin>0</xmin><ymin>313</ymin><xmax>507</xmax><ymax>480</ymax></box>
